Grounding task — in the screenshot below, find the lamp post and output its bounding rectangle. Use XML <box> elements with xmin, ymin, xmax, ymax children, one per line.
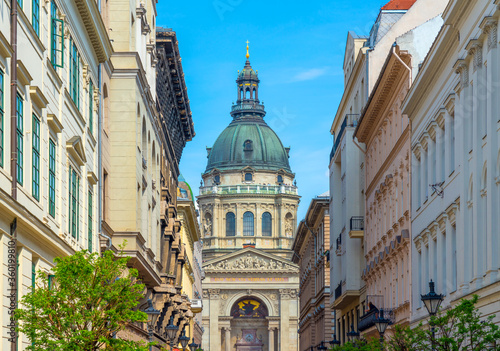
<box><xmin>188</xmin><ymin>337</ymin><xmax>198</xmax><ymax>351</ymax></box>
<box><xmin>346</xmin><ymin>324</ymin><xmax>360</xmax><ymax>343</ymax></box>
<box><xmin>178</xmin><ymin>328</ymin><xmax>190</xmax><ymax>350</ymax></box>
<box><xmin>142</xmin><ymin>299</ymin><xmax>161</xmax><ymax>351</ymax></box>
<box><xmin>165</xmin><ymin>315</ymin><xmax>179</xmax><ymax>350</ymax></box>
<box><xmin>374</xmin><ymin>309</ymin><xmax>390</xmax><ymax>350</ymax></box>
<box><xmin>317</xmin><ymin>341</ymin><xmax>327</xmax><ymax>351</ymax></box>
<box><xmin>329</xmin><ymin>335</ymin><xmax>340</xmax><ymax>347</ymax></box>
<box><xmin>421</xmin><ymin>280</ymin><xmax>444</xmax><ymax>350</ymax></box>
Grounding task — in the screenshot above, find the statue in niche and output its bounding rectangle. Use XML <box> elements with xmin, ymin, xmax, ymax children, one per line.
<box><xmin>285</xmin><ymin>215</ymin><xmax>293</xmax><ymax>237</ymax></box>
<box><xmin>203</xmin><ymin>215</ymin><xmax>212</xmax><ymax>237</ymax></box>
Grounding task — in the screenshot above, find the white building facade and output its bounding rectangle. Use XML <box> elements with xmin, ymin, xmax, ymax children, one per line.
<box><xmin>403</xmin><ymin>0</ymin><xmax>500</xmax><ymax>325</ymax></box>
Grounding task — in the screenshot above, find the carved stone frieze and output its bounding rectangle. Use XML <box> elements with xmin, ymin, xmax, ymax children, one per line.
<box><xmin>204</xmin><ymin>253</ymin><xmax>299</xmax><ymax>272</ymax></box>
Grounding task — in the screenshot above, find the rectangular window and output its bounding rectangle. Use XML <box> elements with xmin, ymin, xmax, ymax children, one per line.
<box><xmin>50</xmin><ymin>1</ymin><xmax>64</xmax><ymax>68</ymax></box>
<box><xmin>16</xmin><ymin>94</ymin><xmax>23</xmax><ymax>185</ymax></box>
<box><xmin>32</xmin><ymin>0</ymin><xmax>40</xmax><ymax>36</ymax></box>
<box><xmin>0</xmin><ymin>69</ymin><xmax>4</xmax><ymax>167</ymax></box>
<box><xmin>31</xmin><ymin>262</ymin><xmax>36</xmax><ymax>291</ymax></box>
<box><xmin>49</xmin><ymin>140</ymin><xmax>56</xmax><ymax>217</ymax></box>
<box><xmin>69</xmin><ymin>39</ymin><xmax>80</xmax><ymax>108</ymax></box>
<box><xmin>17</xmin><ymin>0</ymin><xmax>22</xmax><ymax>8</ymax></box>
<box><xmin>88</xmin><ymin>80</ymin><xmax>93</xmax><ymax>134</ymax></box>
<box><xmin>69</xmin><ymin>167</ymin><xmax>80</xmax><ymax>239</ymax></box>
<box><xmin>88</xmin><ymin>191</ymin><xmax>93</xmax><ymax>252</ymax></box>
<box><xmin>32</xmin><ymin>115</ymin><xmax>40</xmax><ymax>200</ymax></box>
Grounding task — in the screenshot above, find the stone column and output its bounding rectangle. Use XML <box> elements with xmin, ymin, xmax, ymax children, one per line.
<box><xmin>225</xmin><ymin>327</ymin><xmax>231</xmax><ymax>351</ymax></box>
<box><xmin>420</xmin><ymin>143</ymin><xmax>427</xmax><ymax>203</ymax></box>
<box><xmin>444</xmin><ymin>110</ymin><xmax>452</xmax><ymax>177</ymax></box>
<box><xmin>208</xmin><ymin>289</ymin><xmax>221</xmax><ymax>351</ymax></box>
<box><xmin>435</xmin><ymin>123</ymin><xmax>444</xmax><ymax>183</ymax></box>
<box><xmin>436</xmin><ymin>219</ymin><xmax>446</xmax><ymax>295</ymax></box>
<box><xmin>279</xmin><ymin>290</ymin><xmax>291</xmax><ymax>351</ymax></box>
<box><xmin>268</xmin><ymin>327</ymin><xmax>275</xmax><ymax>351</ymax></box>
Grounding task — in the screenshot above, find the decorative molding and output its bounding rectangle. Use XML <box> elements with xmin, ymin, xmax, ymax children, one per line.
<box><xmin>204</xmin><ymin>253</ymin><xmax>298</xmax><ymax>272</ymax></box>
<box><xmin>454</xmin><ymin>59</ymin><xmax>469</xmax><ymax>88</ymax></box>
<box><xmin>466</xmin><ymin>40</ymin><xmax>483</xmax><ymax>71</ymax></box>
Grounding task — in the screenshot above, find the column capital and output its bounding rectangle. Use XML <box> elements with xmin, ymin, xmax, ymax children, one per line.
<box><xmin>466</xmin><ymin>39</ymin><xmax>483</xmax><ymax>70</ymax></box>
<box><xmin>480</xmin><ymin>16</ymin><xmax>498</xmax><ymax>50</ymax></box>
<box><xmin>453</xmin><ymin>59</ymin><xmax>469</xmax><ymax>88</ymax></box>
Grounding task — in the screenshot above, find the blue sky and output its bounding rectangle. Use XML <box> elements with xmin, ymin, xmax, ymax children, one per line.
<box><xmin>156</xmin><ymin>0</ymin><xmax>388</xmax><ymax>220</ymax></box>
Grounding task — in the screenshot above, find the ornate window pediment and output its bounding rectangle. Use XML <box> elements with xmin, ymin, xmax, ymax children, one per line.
<box><xmin>66</xmin><ymin>136</ymin><xmax>87</xmax><ymax>167</ymax></box>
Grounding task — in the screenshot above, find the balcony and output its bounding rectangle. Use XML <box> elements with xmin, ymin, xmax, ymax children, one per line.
<box><xmin>231</xmin><ymin>102</ymin><xmax>265</xmax><ymax>115</ymax></box>
<box><xmin>335</xmin><ymin>234</ymin><xmax>342</xmax><ymax>256</ymax></box>
<box><xmin>335</xmin><ymin>282</ymin><xmax>343</xmax><ymax>300</ymax></box>
<box><xmin>190</xmin><ymin>299</ymin><xmax>203</xmax><ymax>314</ymax></box>
<box><xmin>359</xmin><ymin>308</ymin><xmax>395</xmax><ymax>332</ymax></box>
<box><xmin>330</xmin><ymin>114</ymin><xmax>360</xmax><ymax>161</ymax></box>
<box><xmin>349</xmin><ymin>216</ymin><xmax>364</xmax><ymax>239</ymax></box>
<box><xmin>199</xmin><ymin>184</ymin><xmax>298</xmax><ymax>196</ymax></box>
<box><xmin>333</xmin><ymin>282</ymin><xmax>362</xmax><ymax>310</ymax></box>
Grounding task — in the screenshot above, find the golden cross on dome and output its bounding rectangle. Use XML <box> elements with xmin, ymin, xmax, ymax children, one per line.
<box><xmin>246</xmin><ymin>40</ymin><xmax>250</xmax><ymax>59</ymax></box>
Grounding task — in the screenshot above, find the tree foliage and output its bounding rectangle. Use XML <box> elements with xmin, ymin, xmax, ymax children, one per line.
<box><xmin>328</xmin><ymin>296</ymin><xmax>500</xmax><ymax>351</ymax></box>
<box><xmin>16</xmin><ymin>250</ymin><xmax>150</xmax><ymax>351</ymax></box>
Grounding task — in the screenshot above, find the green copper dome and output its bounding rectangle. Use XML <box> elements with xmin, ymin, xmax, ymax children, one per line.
<box><xmin>205</xmin><ymin>56</ymin><xmax>291</xmax><ymax>174</ymax></box>
<box><xmin>205</xmin><ymin>120</ymin><xmax>291</xmax><ymax>173</ymax></box>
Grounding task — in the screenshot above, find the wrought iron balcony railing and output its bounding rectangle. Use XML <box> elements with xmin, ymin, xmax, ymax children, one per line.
<box><xmin>350</xmin><ymin>216</ymin><xmax>364</xmax><ymax>231</ymax></box>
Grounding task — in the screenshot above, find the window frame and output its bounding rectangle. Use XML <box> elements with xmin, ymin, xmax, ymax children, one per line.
<box><xmin>69</xmin><ymin>38</ymin><xmax>80</xmax><ymax>108</ymax></box>
<box><xmin>32</xmin><ymin>114</ymin><xmax>40</xmax><ymax>200</ymax></box>
<box><xmin>32</xmin><ymin>0</ymin><xmax>40</xmax><ymax>36</ymax></box>
<box><xmin>49</xmin><ymin>139</ymin><xmax>56</xmax><ymax>217</ymax></box>
<box><xmin>244</xmin><ymin>172</ymin><xmax>253</xmax><ymax>182</ymax></box>
<box><xmin>16</xmin><ymin>93</ymin><xmax>24</xmax><ymax>185</ymax></box>
<box><xmin>50</xmin><ymin>1</ymin><xmax>64</xmax><ymax>68</ymax></box>
<box><xmin>88</xmin><ymin>190</ymin><xmax>93</xmax><ymax>252</ymax></box>
<box><xmin>68</xmin><ymin>166</ymin><xmax>80</xmax><ymax>239</ymax></box>
<box><xmin>261</xmin><ymin>212</ymin><xmax>272</xmax><ymax>237</ymax></box>
<box><xmin>243</xmin><ymin>211</ymin><xmax>254</xmax><ymax>236</ymax></box>
<box><xmin>226</xmin><ymin>212</ymin><xmax>236</xmax><ymax>237</ymax></box>
<box><xmin>88</xmin><ymin>79</ymin><xmax>93</xmax><ymax>135</ymax></box>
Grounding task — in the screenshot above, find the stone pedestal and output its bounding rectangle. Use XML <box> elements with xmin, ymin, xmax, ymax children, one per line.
<box><xmin>235</xmin><ymin>329</ymin><xmax>264</xmax><ymax>351</ymax></box>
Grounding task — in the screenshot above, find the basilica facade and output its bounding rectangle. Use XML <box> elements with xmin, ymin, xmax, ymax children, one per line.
<box><xmin>199</xmin><ymin>48</ymin><xmax>300</xmax><ymax>351</ymax></box>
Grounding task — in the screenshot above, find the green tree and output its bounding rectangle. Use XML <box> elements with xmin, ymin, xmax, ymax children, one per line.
<box><xmin>386</xmin><ymin>324</ymin><xmax>428</xmax><ymax>351</ymax></box>
<box><xmin>16</xmin><ymin>249</ymin><xmax>150</xmax><ymax>351</ymax></box>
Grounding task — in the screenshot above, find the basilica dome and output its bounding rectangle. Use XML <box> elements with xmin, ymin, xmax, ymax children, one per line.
<box><xmin>205</xmin><ymin>119</ymin><xmax>291</xmax><ymax>172</ymax></box>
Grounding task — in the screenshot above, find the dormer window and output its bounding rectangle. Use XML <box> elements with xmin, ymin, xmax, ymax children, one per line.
<box><xmin>277</xmin><ymin>175</ymin><xmax>283</xmax><ymax>184</ymax></box>
<box><xmin>245</xmin><ymin>173</ymin><xmax>253</xmax><ymax>182</ymax></box>
<box><xmin>214</xmin><ymin>175</ymin><xmax>220</xmax><ymax>184</ymax></box>
<box><xmin>244</xmin><ymin>140</ymin><xmax>253</xmax><ymax>151</ymax></box>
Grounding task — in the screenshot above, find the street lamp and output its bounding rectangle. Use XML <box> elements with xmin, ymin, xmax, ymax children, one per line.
<box><xmin>421</xmin><ymin>280</ymin><xmax>444</xmax><ymax>350</ymax></box>
<box><xmin>142</xmin><ymin>299</ymin><xmax>161</xmax><ymax>351</ymax></box>
<box><xmin>375</xmin><ymin>309</ymin><xmax>391</xmax><ymax>349</ymax></box>
<box><xmin>346</xmin><ymin>324</ymin><xmax>360</xmax><ymax>343</ymax></box>
<box><xmin>188</xmin><ymin>338</ymin><xmax>198</xmax><ymax>351</ymax></box>
<box><xmin>329</xmin><ymin>335</ymin><xmax>340</xmax><ymax>347</ymax></box>
<box><xmin>165</xmin><ymin>315</ymin><xmax>179</xmax><ymax>349</ymax></box>
<box><xmin>317</xmin><ymin>341</ymin><xmax>327</xmax><ymax>351</ymax></box>
<box><xmin>178</xmin><ymin>328</ymin><xmax>190</xmax><ymax>350</ymax></box>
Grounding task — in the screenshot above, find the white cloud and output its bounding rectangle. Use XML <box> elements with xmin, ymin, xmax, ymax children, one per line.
<box><xmin>291</xmin><ymin>67</ymin><xmax>329</xmax><ymax>82</ymax></box>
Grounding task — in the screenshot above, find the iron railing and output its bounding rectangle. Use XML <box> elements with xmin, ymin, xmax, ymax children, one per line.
<box><xmin>330</xmin><ymin>114</ymin><xmax>361</xmax><ymax>161</ymax></box>
<box><xmin>350</xmin><ymin>216</ymin><xmax>364</xmax><ymax>231</ymax></box>
<box><xmin>335</xmin><ymin>282</ymin><xmax>343</xmax><ymax>300</ymax></box>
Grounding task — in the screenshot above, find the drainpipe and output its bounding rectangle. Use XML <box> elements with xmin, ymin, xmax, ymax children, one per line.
<box><xmin>10</xmin><ymin>0</ymin><xmax>18</xmax><ymax>199</ymax></box>
<box><xmin>97</xmin><ymin>0</ymin><xmax>111</xmax><ymax>251</ymax></box>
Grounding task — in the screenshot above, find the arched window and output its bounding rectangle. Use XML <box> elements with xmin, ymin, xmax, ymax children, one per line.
<box><xmin>243</xmin><ymin>212</ymin><xmax>254</xmax><ymax>236</ymax></box>
<box><xmin>245</xmin><ymin>173</ymin><xmax>253</xmax><ymax>182</ymax></box>
<box><xmin>262</xmin><ymin>212</ymin><xmax>272</xmax><ymax>236</ymax></box>
<box><xmin>277</xmin><ymin>175</ymin><xmax>283</xmax><ymax>184</ymax></box>
<box><xmin>245</xmin><ymin>89</ymin><xmax>250</xmax><ymax>99</ymax></box>
<box><xmin>214</xmin><ymin>175</ymin><xmax>220</xmax><ymax>184</ymax></box>
<box><xmin>226</xmin><ymin>212</ymin><xmax>235</xmax><ymax>237</ymax></box>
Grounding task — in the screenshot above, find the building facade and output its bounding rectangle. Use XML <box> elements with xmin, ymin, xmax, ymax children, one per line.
<box><xmin>199</xmin><ymin>49</ymin><xmax>300</xmax><ymax>351</ymax></box>
<box><xmin>292</xmin><ymin>194</ymin><xmax>333</xmax><ymax>351</ymax></box>
<box><xmin>329</xmin><ymin>0</ymin><xmax>449</xmax><ymax>343</ymax></box>
<box><xmin>403</xmin><ymin>0</ymin><xmax>500</xmax><ymax>327</ymax></box>
<box><xmin>353</xmin><ymin>13</ymin><xmax>443</xmax><ymax>335</ymax></box>
<box><xmin>0</xmin><ymin>0</ymin><xmax>111</xmax><ymax>349</ymax></box>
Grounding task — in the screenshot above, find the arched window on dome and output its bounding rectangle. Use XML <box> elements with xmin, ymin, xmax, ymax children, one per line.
<box><xmin>244</xmin><ymin>140</ymin><xmax>253</xmax><ymax>151</ymax></box>
<box><xmin>262</xmin><ymin>212</ymin><xmax>272</xmax><ymax>236</ymax></box>
<box><xmin>243</xmin><ymin>212</ymin><xmax>254</xmax><ymax>236</ymax></box>
<box><xmin>245</xmin><ymin>173</ymin><xmax>253</xmax><ymax>182</ymax></box>
<box><xmin>226</xmin><ymin>212</ymin><xmax>236</xmax><ymax>237</ymax></box>
<box><xmin>245</xmin><ymin>88</ymin><xmax>250</xmax><ymax>99</ymax></box>
<box><xmin>277</xmin><ymin>175</ymin><xmax>283</xmax><ymax>184</ymax></box>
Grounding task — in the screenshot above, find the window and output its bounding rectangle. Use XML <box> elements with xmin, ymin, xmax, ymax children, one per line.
<box><xmin>69</xmin><ymin>38</ymin><xmax>80</xmax><ymax>108</ymax></box>
<box><xmin>31</xmin><ymin>262</ymin><xmax>36</xmax><ymax>291</ymax></box>
<box><xmin>0</xmin><ymin>69</ymin><xmax>3</xmax><ymax>167</ymax></box>
<box><xmin>17</xmin><ymin>0</ymin><xmax>22</xmax><ymax>8</ymax></box>
<box><xmin>277</xmin><ymin>175</ymin><xmax>283</xmax><ymax>184</ymax></box>
<box><xmin>214</xmin><ymin>175</ymin><xmax>220</xmax><ymax>184</ymax></box>
<box><xmin>243</xmin><ymin>212</ymin><xmax>254</xmax><ymax>236</ymax></box>
<box><xmin>69</xmin><ymin>166</ymin><xmax>80</xmax><ymax>239</ymax></box>
<box><xmin>32</xmin><ymin>0</ymin><xmax>40</xmax><ymax>36</ymax></box>
<box><xmin>88</xmin><ymin>191</ymin><xmax>93</xmax><ymax>252</ymax></box>
<box><xmin>245</xmin><ymin>173</ymin><xmax>252</xmax><ymax>182</ymax></box>
<box><xmin>16</xmin><ymin>94</ymin><xmax>23</xmax><ymax>185</ymax></box>
<box><xmin>49</xmin><ymin>140</ymin><xmax>56</xmax><ymax>217</ymax></box>
<box><xmin>226</xmin><ymin>212</ymin><xmax>235</xmax><ymax>237</ymax></box>
<box><xmin>50</xmin><ymin>1</ymin><xmax>64</xmax><ymax>68</ymax></box>
<box><xmin>262</xmin><ymin>212</ymin><xmax>272</xmax><ymax>236</ymax></box>
<box><xmin>88</xmin><ymin>80</ymin><xmax>93</xmax><ymax>134</ymax></box>
<box><xmin>244</xmin><ymin>140</ymin><xmax>253</xmax><ymax>151</ymax></box>
<box><xmin>32</xmin><ymin>115</ymin><xmax>40</xmax><ymax>200</ymax></box>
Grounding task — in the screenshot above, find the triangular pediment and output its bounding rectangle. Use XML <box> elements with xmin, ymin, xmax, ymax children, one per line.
<box><xmin>202</xmin><ymin>248</ymin><xmax>299</xmax><ymax>273</ymax></box>
<box><xmin>66</xmin><ymin>136</ymin><xmax>87</xmax><ymax>167</ymax></box>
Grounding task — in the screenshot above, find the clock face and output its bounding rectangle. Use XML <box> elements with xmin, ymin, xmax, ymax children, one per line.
<box><xmin>245</xmin><ymin>333</ymin><xmax>254</xmax><ymax>342</ymax></box>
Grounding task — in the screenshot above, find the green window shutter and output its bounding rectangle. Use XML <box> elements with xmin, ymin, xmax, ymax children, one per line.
<box><xmin>50</xmin><ymin>2</ymin><xmax>64</xmax><ymax>69</ymax></box>
<box><xmin>49</xmin><ymin>140</ymin><xmax>56</xmax><ymax>217</ymax></box>
<box><xmin>69</xmin><ymin>40</ymin><xmax>80</xmax><ymax>108</ymax></box>
<box><xmin>0</xmin><ymin>69</ymin><xmax>4</xmax><ymax>168</ymax></box>
<box><xmin>32</xmin><ymin>0</ymin><xmax>40</xmax><ymax>36</ymax></box>
<box><xmin>68</xmin><ymin>166</ymin><xmax>72</xmax><ymax>234</ymax></box>
<box><xmin>31</xmin><ymin>262</ymin><xmax>36</xmax><ymax>291</ymax></box>
<box><xmin>88</xmin><ymin>191</ymin><xmax>92</xmax><ymax>252</ymax></box>
<box><xmin>32</xmin><ymin>115</ymin><xmax>40</xmax><ymax>200</ymax></box>
<box><xmin>16</xmin><ymin>94</ymin><xmax>23</xmax><ymax>185</ymax></box>
<box><xmin>77</xmin><ymin>175</ymin><xmax>80</xmax><ymax>240</ymax></box>
<box><xmin>88</xmin><ymin>80</ymin><xmax>93</xmax><ymax>135</ymax></box>
<box><xmin>71</xmin><ymin>168</ymin><xmax>77</xmax><ymax>237</ymax></box>
<box><xmin>48</xmin><ymin>274</ymin><xmax>54</xmax><ymax>290</ymax></box>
